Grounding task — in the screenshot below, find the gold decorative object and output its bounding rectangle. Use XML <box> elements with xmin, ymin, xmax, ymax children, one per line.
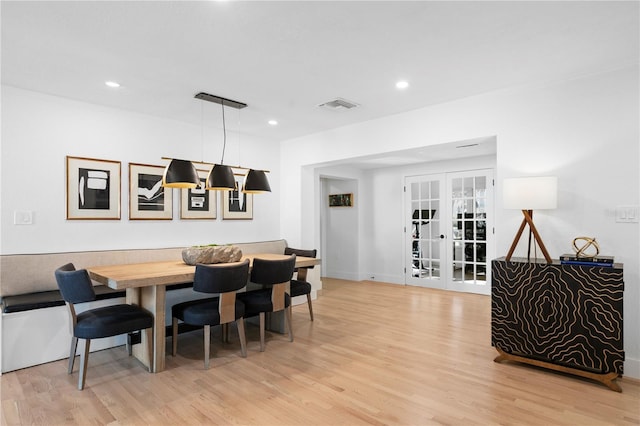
<box><xmin>572</xmin><ymin>237</ymin><xmax>600</xmax><ymax>258</ymax></box>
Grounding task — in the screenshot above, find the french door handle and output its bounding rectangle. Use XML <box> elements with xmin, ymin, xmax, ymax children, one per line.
<box><xmin>440</xmin><ymin>234</ymin><xmax>446</xmax><ymax>239</ymax></box>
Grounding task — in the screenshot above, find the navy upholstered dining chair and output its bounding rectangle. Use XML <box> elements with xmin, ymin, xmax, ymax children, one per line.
<box><xmin>284</xmin><ymin>247</ymin><xmax>317</xmax><ymax>321</ymax></box>
<box><xmin>171</xmin><ymin>260</ymin><xmax>250</xmax><ymax>369</ymax></box>
<box><xmin>54</xmin><ymin>263</ymin><xmax>154</xmax><ymax>390</ymax></box>
<box><xmin>238</xmin><ymin>254</ymin><xmax>296</xmax><ymax>351</ymax></box>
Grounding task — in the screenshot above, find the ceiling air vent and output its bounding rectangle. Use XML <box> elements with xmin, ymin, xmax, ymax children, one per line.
<box><xmin>319</xmin><ymin>97</ymin><xmax>359</xmax><ymax>111</ymax></box>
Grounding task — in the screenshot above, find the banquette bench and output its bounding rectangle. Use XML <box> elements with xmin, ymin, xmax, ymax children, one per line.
<box><xmin>0</xmin><ymin>239</ymin><xmax>319</xmax><ymax>373</ymax></box>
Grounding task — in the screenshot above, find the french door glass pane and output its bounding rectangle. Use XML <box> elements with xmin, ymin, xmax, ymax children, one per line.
<box><xmin>409</xmin><ymin>177</ymin><xmax>442</xmax><ymax>282</ymax></box>
<box><xmin>432</xmin><ymin>261</ymin><xmax>441</xmax><ymax>278</ymax></box>
<box><xmin>450</xmin><ymin>174</ymin><xmax>488</xmax><ymax>285</ymax></box>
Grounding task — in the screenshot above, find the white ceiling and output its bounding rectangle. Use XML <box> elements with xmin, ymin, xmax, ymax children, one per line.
<box><xmin>1</xmin><ymin>1</ymin><xmax>638</xmax><ymax>166</ymax></box>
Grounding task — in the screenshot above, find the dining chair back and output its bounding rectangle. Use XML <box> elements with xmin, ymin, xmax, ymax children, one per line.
<box><xmin>55</xmin><ymin>263</ymin><xmax>154</xmax><ymax>390</ymax></box>
<box><xmin>239</xmin><ymin>254</ymin><xmax>296</xmax><ymax>351</ymax></box>
<box><xmin>171</xmin><ymin>259</ymin><xmax>250</xmax><ymax>368</ymax></box>
<box><xmin>284</xmin><ymin>247</ymin><xmax>317</xmax><ymax>320</ymax></box>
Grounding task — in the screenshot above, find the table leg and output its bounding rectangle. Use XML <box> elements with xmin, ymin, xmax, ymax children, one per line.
<box><xmin>126</xmin><ymin>285</ymin><xmax>166</xmax><ymax>373</ymax></box>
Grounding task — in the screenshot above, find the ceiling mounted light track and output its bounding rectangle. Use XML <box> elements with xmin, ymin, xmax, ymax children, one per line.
<box><xmin>161</xmin><ymin>92</ymin><xmax>271</xmax><ymax>193</ymax></box>
<box><xmin>194</xmin><ymin>92</ymin><xmax>247</xmax><ymax>110</ymax></box>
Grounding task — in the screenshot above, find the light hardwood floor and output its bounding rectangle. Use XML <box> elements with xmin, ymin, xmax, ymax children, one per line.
<box><xmin>2</xmin><ymin>278</ymin><xmax>639</xmax><ymax>425</ymax></box>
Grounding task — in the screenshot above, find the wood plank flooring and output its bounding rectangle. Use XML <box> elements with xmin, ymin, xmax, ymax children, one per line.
<box><xmin>2</xmin><ymin>278</ymin><xmax>639</xmax><ymax>425</ymax></box>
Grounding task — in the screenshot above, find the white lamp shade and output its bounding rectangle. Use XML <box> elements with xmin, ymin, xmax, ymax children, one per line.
<box><xmin>503</xmin><ymin>176</ymin><xmax>557</xmax><ymax>210</ymax></box>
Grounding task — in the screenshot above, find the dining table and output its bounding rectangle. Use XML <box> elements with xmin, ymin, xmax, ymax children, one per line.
<box><xmin>88</xmin><ymin>253</ymin><xmax>320</xmax><ymax>373</ymax></box>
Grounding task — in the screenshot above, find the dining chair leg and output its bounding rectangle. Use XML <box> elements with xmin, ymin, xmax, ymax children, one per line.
<box><xmin>172</xmin><ymin>317</ymin><xmax>179</xmax><ymax>356</ymax></box>
<box><xmin>68</xmin><ymin>336</ymin><xmax>78</xmax><ymax>374</ymax></box>
<box><xmin>204</xmin><ymin>324</ymin><xmax>211</xmax><ymax>369</ymax></box>
<box><xmin>78</xmin><ymin>339</ymin><xmax>90</xmax><ymax>390</ymax></box>
<box><xmin>222</xmin><ymin>323</ymin><xmax>229</xmax><ymax>343</ymax></box>
<box><xmin>306</xmin><ymin>294</ymin><xmax>314</xmax><ymax>321</ymax></box>
<box><xmin>285</xmin><ymin>306</ymin><xmax>294</xmax><ymax>342</ymax></box>
<box><xmin>259</xmin><ymin>312</ymin><xmax>266</xmax><ymax>352</ymax></box>
<box><xmin>236</xmin><ymin>319</ymin><xmax>247</xmax><ymax>358</ymax></box>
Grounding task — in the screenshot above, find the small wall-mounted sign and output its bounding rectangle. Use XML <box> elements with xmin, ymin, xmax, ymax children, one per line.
<box><xmin>329</xmin><ymin>193</ymin><xmax>353</xmax><ymax>207</ymax></box>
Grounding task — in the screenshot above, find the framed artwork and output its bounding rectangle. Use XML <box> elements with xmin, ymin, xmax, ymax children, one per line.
<box><xmin>128</xmin><ymin>163</ymin><xmax>173</xmax><ymax>220</ymax></box>
<box><xmin>222</xmin><ymin>174</ymin><xmax>253</xmax><ymax>220</ymax></box>
<box><xmin>66</xmin><ymin>156</ymin><xmax>121</xmax><ymax>220</ymax></box>
<box><xmin>329</xmin><ymin>193</ymin><xmax>353</xmax><ymax>207</ymax></box>
<box><xmin>180</xmin><ymin>169</ymin><xmax>216</xmax><ymax>219</ymax></box>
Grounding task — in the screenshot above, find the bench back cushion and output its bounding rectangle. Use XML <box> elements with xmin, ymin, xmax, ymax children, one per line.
<box><xmin>0</xmin><ymin>239</ymin><xmax>287</xmax><ymax>297</ymax></box>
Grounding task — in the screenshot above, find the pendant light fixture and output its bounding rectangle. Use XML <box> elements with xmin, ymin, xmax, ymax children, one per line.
<box><xmin>243</xmin><ymin>169</ymin><xmax>271</xmax><ymax>193</ymax></box>
<box><xmin>206</xmin><ymin>164</ymin><xmax>235</xmax><ymax>190</ymax></box>
<box><xmin>162</xmin><ymin>92</ymin><xmax>271</xmax><ymax>193</ymax></box>
<box><xmin>162</xmin><ymin>158</ymin><xmax>200</xmax><ymax>188</ymax></box>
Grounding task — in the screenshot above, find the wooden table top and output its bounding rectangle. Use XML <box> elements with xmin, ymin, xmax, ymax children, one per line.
<box><xmin>88</xmin><ymin>253</ymin><xmax>320</xmax><ymax>290</ymax></box>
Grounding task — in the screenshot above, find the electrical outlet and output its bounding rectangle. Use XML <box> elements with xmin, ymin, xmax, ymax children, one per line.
<box><xmin>615</xmin><ymin>205</ymin><xmax>639</xmax><ymax>223</ymax></box>
<box><xmin>14</xmin><ymin>210</ymin><xmax>33</xmax><ymax>225</ymax></box>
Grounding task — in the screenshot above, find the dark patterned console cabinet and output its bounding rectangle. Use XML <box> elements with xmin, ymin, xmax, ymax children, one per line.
<box><xmin>491</xmin><ymin>257</ymin><xmax>624</xmax><ymax>391</ymax></box>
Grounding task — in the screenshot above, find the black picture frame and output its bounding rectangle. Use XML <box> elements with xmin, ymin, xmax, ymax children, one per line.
<box><xmin>329</xmin><ymin>193</ymin><xmax>353</xmax><ymax>207</ymax></box>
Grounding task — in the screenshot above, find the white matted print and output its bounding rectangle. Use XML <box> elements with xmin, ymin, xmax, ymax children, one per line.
<box><xmin>181</xmin><ymin>169</ymin><xmax>216</xmax><ymax>219</ymax></box>
<box><xmin>129</xmin><ymin>163</ymin><xmax>173</xmax><ymax>220</ymax></box>
<box><xmin>222</xmin><ymin>174</ymin><xmax>253</xmax><ymax>220</ymax></box>
<box><xmin>66</xmin><ymin>156</ymin><xmax>121</xmax><ymax>220</ymax></box>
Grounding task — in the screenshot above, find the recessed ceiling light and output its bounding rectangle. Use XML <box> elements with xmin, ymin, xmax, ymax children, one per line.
<box><xmin>396</xmin><ymin>81</ymin><xmax>409</xmax><ymax>90</ymax></box>
<box><xmin>105</xmin><ymin>81</ymin><xmax>120</xmax><ymax>88</ymax></box>
<box><xmin>268</xmin><ymin>120</ymin><xmax>278</xmax><ymax>126</ymax></box>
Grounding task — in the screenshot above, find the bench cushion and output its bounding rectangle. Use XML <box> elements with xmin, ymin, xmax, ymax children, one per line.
<box><xmin>2</xmin><ymin>286</ymin><xmax>125</xmax><ymax>314</ymax></box>
<box><xmin>166</xmin><ymin>282</ymin><xmax>194</xmax><ymax>291</ymax></box>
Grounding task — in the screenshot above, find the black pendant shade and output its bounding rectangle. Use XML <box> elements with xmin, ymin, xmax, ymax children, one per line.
<box><xmin>243</xmin><ymin>169</ymin><xmax>271</xmax><ymax>193</ymax></box>
<box><xmin>162</xmin><ymin>159</ymin><xmax>200</xmax><ymax>189</ymax></box>
<box><xmin>206</xmin><ymin>164</ymin><xmax>236</xmax><ymax>190</ymax></box>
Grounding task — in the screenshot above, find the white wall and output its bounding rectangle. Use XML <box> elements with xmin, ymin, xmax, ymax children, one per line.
<box><xmin>280</xmin><ymin>66</ymin><xmax>640</xmax><ymax>378</ymax></box>
<box><xmin>321</xmin><ymin>176</ymin><xmax>359</xmax><ymax>280</ymax></box>
<box><xmin>0</xmin><ymin>87</ymin><xmax>282</xmax><ymax>254</ymax></box>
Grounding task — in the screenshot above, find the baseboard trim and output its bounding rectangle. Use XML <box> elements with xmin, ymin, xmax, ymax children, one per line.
<box><xmin>624</xmin><ymin>357</ymin><xmax>639</xmax><ymax>380</ymax></box>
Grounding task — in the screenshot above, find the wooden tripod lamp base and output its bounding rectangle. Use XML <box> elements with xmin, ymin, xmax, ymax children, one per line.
<box><xmin>505</xmin><ymin>210</ymin><xmax>552</xmax><ymax>263</ymax></box>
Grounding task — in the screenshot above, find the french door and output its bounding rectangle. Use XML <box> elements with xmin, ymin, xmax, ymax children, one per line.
<box><xmin>405</xmin><ymin>169</ymin><xmax>494</xmax><ymax>294</ymax></box>
<box><xmin>405</xmin><ymin>175</ymin><xmax>446</xmax><ymax>289</ymax></box>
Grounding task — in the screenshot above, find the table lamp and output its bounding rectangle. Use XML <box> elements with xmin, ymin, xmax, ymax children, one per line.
<box><xmin>503</xmin><ymin>176</ymin><xmax>557</xmax><ymax>263</ymax></box>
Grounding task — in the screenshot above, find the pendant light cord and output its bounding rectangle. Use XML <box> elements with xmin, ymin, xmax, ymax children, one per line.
<box><xmin>237</xmin><ymin>107</ymin><xmax>241</xmax><ymax>168</ymax></box>
<box><xmin>201</xmin><ymin>101</ymin><xmax>204</xmax><ymax>162</ymax></box>
<box><xmin>220</xmin><ymin>102</ymin><xmax>227</xmax><ymax>165</ymax></box>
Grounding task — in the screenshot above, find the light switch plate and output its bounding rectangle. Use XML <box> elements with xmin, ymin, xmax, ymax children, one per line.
<box><xmin>615</xmin><ymin>205</ymin><xmax>639</xmax><ymax>223</ymax></box>
<box><xmin>14</xmin><ymin>210</ymin><xmax>34</xmax><ymax>225</ymax></box>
